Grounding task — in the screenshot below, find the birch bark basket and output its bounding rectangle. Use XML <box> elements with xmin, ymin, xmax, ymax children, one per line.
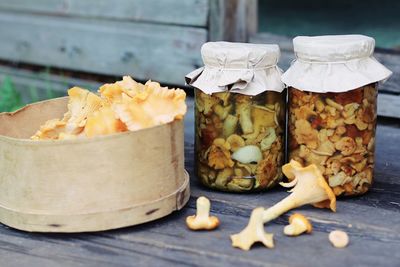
<box><xmin>0</xmin><ymin>97</ymin><xmax>190</xmax><ymax>232</ymax></box>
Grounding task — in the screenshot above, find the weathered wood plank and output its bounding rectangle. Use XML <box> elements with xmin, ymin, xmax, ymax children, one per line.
<box><xmin>251</xmin><ymin>33</ymin><xmax>400</xmax><ymax>95</ymax></box>
<box><xmin>377</xmin><ymin>93</ymin><xmax>400</xmax><ymax>119</ymax></box>
<box><xmin>209</xmin><ymin>0</ymin><xmax>258</xmax><ymax>42</ymax></box>
<box><xmin>0</xmin><ymin>98</ymin><xmax>399</xmax><ymax>267</ymax></box>
<box><xmin>1</xmin><ymin>192</ymin><xmax>399</xmax><ymax>267</ymax></box>
<box><xmin>0</xmin><ymin>0</ymin><xmax>209</xmax><ymax>27</ymax></box>
<box><xmin>0</xmin><ymin>11</ymin><xmax>206</xmax><ymax>86</ymax></box>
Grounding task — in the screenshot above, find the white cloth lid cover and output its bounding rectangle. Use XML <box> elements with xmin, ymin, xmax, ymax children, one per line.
<box><xmin>281</xmin><ymin>35</ymin><xmax>392</xmax><ymax>93</ymax></box>
<box><xmin>185</xmin><ymin>42</ymin><xmax>285</xmax><ymax>95</ymax></box>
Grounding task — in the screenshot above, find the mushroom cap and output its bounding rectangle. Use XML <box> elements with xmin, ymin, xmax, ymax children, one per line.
<box><xmin>186</xmin><ymin>215</ymin><xmax>220</xmax><ymax>231</ymax></box>
<box><xmin>289</xmin><ymin>213</ymin><xmax>313</xmax><ymax>233</ymax></box>
<box><xmin>329</xmin><ymin>230</ymin><xmax>349</xmax><ymax>248</ymax></box>
<box><xmin>282</xmin><ymin>160</ymin><xmax>336</xmax><ymax>212</ymax></box>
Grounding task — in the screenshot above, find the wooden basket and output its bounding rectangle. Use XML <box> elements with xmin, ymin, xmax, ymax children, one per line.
<box><xmin>0</xmin><ymin>97</ymin><xmax>190</xmax><ymax>232</ymax></box>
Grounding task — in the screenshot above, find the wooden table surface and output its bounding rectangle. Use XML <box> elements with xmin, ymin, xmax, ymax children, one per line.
<box><xmin>1</xmin><ymin>98</ymin><xmax>399</xmax><ymax>267</ymax></box>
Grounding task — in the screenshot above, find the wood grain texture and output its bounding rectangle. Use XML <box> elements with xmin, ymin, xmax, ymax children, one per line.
<box><xmin>0</xmin><ymin>11</ymin><xmax>206</xmax><ymax>86</ymax></box>
<box><xmin>0</xmin><ymin>97</ymin><xmax>399</xmax><ymax>266</ymax></box>
<box><xmin>0</xmin><ymin>99</ymin><xmax>188</xmax><ymax>232</ymax></box>
<box><xmin>0</xmin><ymin>0</ymin><xmax>209</xmax><ymax>27</ymax></box>
<box><xmin>209</xmin><ymin>0</ymin><xmax>258</xmax><ymax>42</ymax></box>
<box><xmin>250</xmin><ymin>33</ymin><xmax>400</xmax><ymax>95</ymax></box>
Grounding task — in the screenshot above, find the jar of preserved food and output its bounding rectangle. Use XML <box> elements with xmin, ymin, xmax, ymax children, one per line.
<box><xmin>186</xmin><ymin>42</ymin><xmax>286</xmax><ymax>192</ymax></box>
<box><xmin>282</xmin><ymin>35</ymin><xmax>392</xmax><ymax>196</ymax></box>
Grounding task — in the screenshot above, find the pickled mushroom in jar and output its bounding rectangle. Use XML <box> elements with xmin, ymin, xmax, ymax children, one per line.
<box><xmin>194</xmin><ymin>90</ymin><xmax>285</xmax><ymax>192</ymax></box>
<box><xmin>288</xmin><ymin>85</ymin><xmax>378</xmax><ymax>196</ymax></box>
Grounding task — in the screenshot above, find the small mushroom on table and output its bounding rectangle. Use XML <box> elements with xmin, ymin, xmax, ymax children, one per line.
<box><xmin>230</xmin><ymin>207</ymin><xmax>274</xmax><ymax>250</ymax></box>
<box><xmin>329</xmin><ymin>230</ymin><xmax>349</xmax><ymax>248</ymax></box>
<box><xmin>186</xmin><ymin>196</ymin><xmax>220</xmax><ymax>231</ymax></box>
<box><xmin>284</xmin><ymin>213</ymin><xmax>313</xmax><ymax>236</ymax></box>
<box><xmin>231</xmin><ymin>160</ymin><xmax>337</xmax><ymax>249</ymax></box>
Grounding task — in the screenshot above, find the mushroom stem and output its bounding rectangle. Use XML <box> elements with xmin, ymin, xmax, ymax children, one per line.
<box><xmin>283</xmin><ymin>213</ymin><xmax>312</xmax><ymax>236</ymax></box>
<box><xmin>186</xmin><ymin>196</ymin><xmax>220</xmax><ymax>230</ymax></box>
<box><xmin>231</xmin><ymin>207</ymin><xmax>274</xmax><ymax>250</ymax></box>
<box><xmin>262</xmin><ymin>197</ymin><xmax>297</xmax><ymax>223</ymax></box>
<box><xmin>261</xmin><ymin>160</ymin><xmax>336</xmax><ymax>223</ymax></box>
<box><xmin>284</xmin><ymin>224</ymin><xmax>300</xmax><ymax>236</ymax></box>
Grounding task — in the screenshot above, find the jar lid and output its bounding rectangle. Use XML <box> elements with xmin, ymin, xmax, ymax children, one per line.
<box><xmin>293</xmin><ymin>35</ymin><xmax>375</xmax><ymax>62</ymax></box>
<box><xmin>282</xmin><ymin>35</ymin><xmax>392</xmax><ymax>93</ymax></box>
<box><xmin>185</xmin><ymin>42</ymin><xmax>285</xmax><ymax>95</ymax></box>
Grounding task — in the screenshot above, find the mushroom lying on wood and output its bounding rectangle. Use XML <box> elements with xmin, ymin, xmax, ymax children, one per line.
<box><xmin>329</xmin><ymin>230</ymin><xmax>349</xmax><ymax>248</ymax></box>
<box><xmin>284</xmin><ymin>213</ymin><xmax>312</xmax><ymax>236</ymax></box>
<box><xmin>231</xmin><ymin>207</ymin><xmax>274</xmax><ymax>250</ymax></box>
<box><xmin>261</xmin><ymin>160</ymin><xmax>336</xmax><ymax>223</ymax></box>
<box><xmin>231</xmin><ymin>160</ymin><xmax>336</xmax><ymax>249</ymax></box>
<box><xmin>186</xmin><ymin>196</ymin><xmax>219</xmax><ymax>230</ymax></box>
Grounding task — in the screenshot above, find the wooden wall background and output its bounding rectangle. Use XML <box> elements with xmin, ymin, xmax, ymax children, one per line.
<box><xmin>0</xmin><ymin>0</ymin><xmax>398</xmax><ymax>118</ymax></box>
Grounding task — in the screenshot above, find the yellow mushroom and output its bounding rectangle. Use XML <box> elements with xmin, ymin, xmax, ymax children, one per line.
<box><xmin>226</xmin><ymin>134</ymin><xmax>245</xmax><ymax>152</ymax></box>
<box><xmin>207</xmin><ymin>138</ymin><xmax>234</xmax><ymax>170</ymax></box>
<box><xmin>214</xmin><ymin>104</ymin><xmax>232</xmax><ymax>120</ymax></box>
<box><xmin>63</xmin><ymin>87</ymin><xmax>103</xmax><ymax>134</ymax></box>
<box><xmin>186</xmin><ymin>196</ymin><xmax>220</xmax><ymax>231</ymax></box>
<box><xmin>223</xmin><ymin>114</ymin><xmax>238</xmax><ymax>138</ymax></box>
<box><xmin>335</xmin><ymin>137</ymin><xmax>356</xmax><ymax>156</ymax></box>
<box><xmin>231</xmin><ymin>207</ymin><xmax>274</xmax><ymax>250</ymax></box>
<box><xmin>31</xmin><ymin>119</ymin><xmax>66</xmax><ymax>140</ymax></box>
<box><xmin>236</xmin><ymin>95</ymin><xmax>253</xmax><ymax>134</ymax></box>
<box><xmin>199</xmin><ymin>92</ymin><xmax>220</xmax><ymax>115</ymax></box>
<box><xmin>214</xmin><ymin>92</ymin><xmax>231</xmax><ymax>106</ymax></box>
<box><xmin>294</xmin><ymin>119</ymin><xmax>319</xmax><ymax>149</ymax></box>
<box><xmin>260</xmin><ymin>127</ymin><xmax>277</xmax><ymax>151</ymax></box>
<box><xmin>231</xmin><ymin>160</ymin><xmax>336</xmax><ymax>247</ymax></box>
<box><xmin>326</xmin><ymin>98</ymin><xmax>344</xmax><ymax>111</ymax></box>
<box><xmin>264</xmin><ymin>160</ymin><xmax>336</xmax><ymax>223</ymax></box>
<box><xmin>284</xmin><ymin>213</ymin><xmax>313</xmax><ymax>236</ymax></box>
<box><xmin>242</xmin><ymin>105</ymin><xmax>275</xmax><ymax>141</ymax></box>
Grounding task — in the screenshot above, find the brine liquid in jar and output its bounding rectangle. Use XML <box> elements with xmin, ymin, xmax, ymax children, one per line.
<box><xmin>195</xmin><ymin>89</ymin><xmax>286</xmax><ymax>192</ymax></box>
<box><xmin>288</xmin><ymin>83</ymin><xmax>377</xmax><ymax>196</ymax></box>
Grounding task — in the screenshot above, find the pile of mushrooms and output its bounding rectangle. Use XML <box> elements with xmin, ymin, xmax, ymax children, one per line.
<box><xmin>231</xmin><ymin>159</ymin><xmax>337</xmax><ymax>250</ymax></box>
<box><xmin>187</xmin><ymin>160</ymin><xmax>350</xmax><ymax>250</ymax></box>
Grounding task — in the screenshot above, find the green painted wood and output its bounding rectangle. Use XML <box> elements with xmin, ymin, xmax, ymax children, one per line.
<box><xmin>0</xmin><ymin>11</ymin><xmax>206</xmax><ymax>86</ymax></box>
<box><xmin>0</xmin><ymin>97</ymin><xmax>399</xmax><ymax>266</ymax></box>
<box><xmin>0</xmin><ymin>65</ymin><xmax>101</xmax><ymax>104</ymax></box>
<box><xmin>0</xmin><ymin>0</ymin><xmax>209</xmax><ymax>27</ymax></box>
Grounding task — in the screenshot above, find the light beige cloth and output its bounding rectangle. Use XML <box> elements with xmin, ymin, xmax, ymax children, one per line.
<box><xmin>282</xmin><ymin>35</ymin><xmax>392</xmax><ymax>92</ymax></box>
<box><xmin>186</xmin><ymin>42</ymin><xmax>285</xmax><ymax>95</ymax></box>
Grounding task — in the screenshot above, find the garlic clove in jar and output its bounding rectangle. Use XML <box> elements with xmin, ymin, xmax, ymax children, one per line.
<box><xmin>232</xmin><ymin>145</ymin><xmax>262</xmax><ymax>164</ymax></box>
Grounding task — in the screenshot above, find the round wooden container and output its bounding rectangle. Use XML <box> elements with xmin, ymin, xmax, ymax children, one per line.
<box><xmin>0</xmin><ymin>97</ymin><xmax>190</xmax><ymax>232</ymax></box>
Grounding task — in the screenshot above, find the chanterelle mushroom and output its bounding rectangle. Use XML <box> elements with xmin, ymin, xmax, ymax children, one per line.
<box><xmin>231</xmin><ymin>207</ymin><xmax>274</xmax><ymax>250</ymax></box>
<box><xmin>284</xmin><ymin>213</ymin><xmax>313</xmax><ymax>236</ymax></box>
<box><xmin>186</xmin><ymin>196</ymin><xmax>219</xmax><ymax>230</ymax></box>
<box><xmin>261</xmin><ymin>160</ymin><xmax>336</xmax><ymax>223</ymax></box>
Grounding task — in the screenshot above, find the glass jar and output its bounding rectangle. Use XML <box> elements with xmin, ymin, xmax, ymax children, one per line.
<box><xmin>282</xmin><ymin>35</ymin><xmax>392</xmax><ymax>197</ymax></box>
<box><xmin>186</xmin><ymin>42</ymin><xmax>286</xmax><ymax>192</ymax></box>
<box><xmin>194</xmin><ymin>89</ymin><xmax>285</xmax><ymax>192</ymax></box>
<box><xmin>288</xmin><ymin>84</ymin><xmax>377</xmax><ymax>196</ymax></box>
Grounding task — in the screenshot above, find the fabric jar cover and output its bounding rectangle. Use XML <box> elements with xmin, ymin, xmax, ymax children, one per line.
<box><xmin>281</xmin><ymin>35</ymin><xmax>392</xmax><ymax>93</ymax></box>
<box><xmin>185</xmin><ymin>42</ymin><xmax>285</xmax><ymax>96</ymax></box>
